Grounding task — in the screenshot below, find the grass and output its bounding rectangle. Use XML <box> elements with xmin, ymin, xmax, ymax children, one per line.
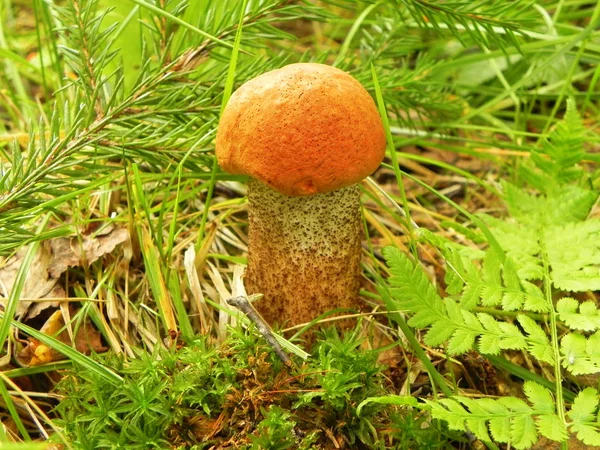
<box><xmin>0</xmin><ymin>0</ymin><xmax>598</xmax><ymax>448</ymax></box>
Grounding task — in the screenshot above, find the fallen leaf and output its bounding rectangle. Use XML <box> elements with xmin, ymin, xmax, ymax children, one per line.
<box><xmin>48</xmin><ymin>227</ymin><xmax>129</xmax><ymax>278</ymax></box>
<box><xmin>17</xmin><ymin>309</ymin><xmax>108</xmax><ymax>366</ymax></box>
<box><xmin>0</xmin><ymin>227</ymin><xmax>129</xmax><ymax>319</ymax></box>
<box><xmin>0</xmin><ymin>243</ymin><xmax>57</xmax><ymax>317</ymax></box>
<box><xmin>26</xmin><ymin>285</ymin><xmax>67</xmax><ymax>320</ymax></box>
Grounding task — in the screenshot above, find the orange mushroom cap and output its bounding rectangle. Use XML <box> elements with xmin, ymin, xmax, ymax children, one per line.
<box><xmin>215</xmin><ymin>63</ymin><xmax>387</xmax><ymax>196</ymax></box>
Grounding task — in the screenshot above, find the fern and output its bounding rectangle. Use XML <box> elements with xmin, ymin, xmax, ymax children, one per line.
<box><xmin>426</xmin><ymin>384</ymin><xmax>600</xmax><ymax>448</ymax></box>
<box><xmin>545</xmin><ymin>220</ymin><xmax>600</xmax><ymax>292</ymax></box>
<box><xmin>530</xmin><ymin>99</ymin><xmax>587</xmax><ymax>190</ymax></box>
<box><xmin>501</xmin><ymin>182</ymin><xmax>596</xmax><ymax>229</ymax></box>
<box><xmin>378</xmin><ymin>100</ymin><xmax>600</xmax><ymax>449</ymax></box>
<box><xmin>568</xmin><ymin>388</ymin><xmax>600</xmax><ymax>446</ymax></box>
<box><xmin>557</xmin><ymin>298</ymin><xmax>600</xmax><ymax>332</ymax></box>
<box><xmin>480</xmin><ymin>214</ymin><xmax>600</xmax><ymax>292</ymax></box>
<box><xmin>383</xmin><ymin>247</ymin><xmax>554</xmax><ymax>361</ymax></box>
<box><xmin>475</xmin><ymin>215</ymin><xmax>544</xmax><ymax>281</ymax></box>
<box><xmin>560</xmin><ymin>332</ymin><xmax>600</xmax><ymax>376</ymax></box>
<box><xmin>426</xmin><ymin>381</ymin><xmax>567</xmax><ymax>449</ymax></box>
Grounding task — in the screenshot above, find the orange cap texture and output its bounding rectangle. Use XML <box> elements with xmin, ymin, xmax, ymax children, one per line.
<box><xmin>215</xmin><ymin>63</ymin><xmax>387</xmax><ymax>196</ymax></box>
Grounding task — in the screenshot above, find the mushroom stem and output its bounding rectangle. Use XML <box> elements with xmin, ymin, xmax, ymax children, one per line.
<box><xmin>245</xmin><ymin>179</ymin><xmax>362</xmax><ymax>332</ymax></box>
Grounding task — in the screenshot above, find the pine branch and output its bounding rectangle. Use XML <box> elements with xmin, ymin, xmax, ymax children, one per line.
<box><xmin>54</xmin><ymin>0</ymin><xmax>119</xmax><ymax>122</ymax></box>
<box><xmin>356</xmin><ymin>56</ymin><xmax>465</xmax><ymax>124</ymax></box>
<box><xmin>1</xmin><ymin>0</ymin><xmax>332</xmax><ymax>255</ymax></box>
<box><xmin>164</xmin><ymin>0</ymin><xmax>335</xmax><ymax>62</ymax></box>
<box><xmin>397</xmin><ymin>0</ymin><xmax>533</xmax><ymax>51</ymax></box>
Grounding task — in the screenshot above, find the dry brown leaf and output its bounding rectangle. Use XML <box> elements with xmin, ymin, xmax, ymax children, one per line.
<box><xmin>0</xmin><ymin>227</ymin><xmax>129</xmax><ymax>319</ymax></box>
<box><xmin>0</xmin><ymin>243</ymin><xmax>57</xmax><ymax>317</ymax></box>
<box><xmin>48</xmin><ymin>227</ymin><xmax>129</xmax><ymax>278</ymax></box>
<box><xmin>26</xmin><ymin>285</ymin><xmax>67</xmax><ymax>319</ymax></box>
<box><xmin>18</xmin><ymin>309</ymin><xmax>108</xmax><ymax>366</ymax></box>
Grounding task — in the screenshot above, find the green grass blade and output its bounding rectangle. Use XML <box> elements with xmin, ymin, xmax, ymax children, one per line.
<box><xmin>334</xmin><ymin>1</ymin><xmax>380</xmax><ymax>66</ymax></box>
<box><xmin>0</xmin><ymin>378</ymin><xmax>30</xmax><ymax>441</ymax></box>
<box><xmin>197</xmin><ymin>0</ymin><xmax>248</xmax><ymax>249</ymax></box>
<box><xmin>0</xmin><ymin>215</ymin><xmax>50</xmax><ymax>351</ymax></box>
<box><xmin>8</xmin><ymin>320</ymin><xmax>122</xmax><ymax>385</ymax></box>
<box><xmin>141</xmin><ymin>228</ymin><xmax>177</xmax><ymax>335</ymax></box>
<box><xmin>371</xmin><ymin>64</ymin><xmax>418</xmax><ymax>257</ymax></box>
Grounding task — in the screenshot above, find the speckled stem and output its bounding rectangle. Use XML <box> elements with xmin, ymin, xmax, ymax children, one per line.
<box><xmin>245</xmin><ymin>179</ymin><xmax>362</xmax><ymax>334</ymax></box>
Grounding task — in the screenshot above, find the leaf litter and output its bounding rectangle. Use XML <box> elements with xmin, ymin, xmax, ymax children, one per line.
<box><xmin>0</xmin><ymin>226</ymin><xmax>128</xmax><ymax>366</ymax></box>
<box><xmin>0</xmin><ymin>226</ymin><xmax>129</xmax><ymax>318</ymax></box>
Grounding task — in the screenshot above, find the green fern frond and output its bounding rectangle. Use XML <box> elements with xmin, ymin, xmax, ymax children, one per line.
<box><xmin>560</xmin><ymin>333</ymin><xmax>600</xmax><ymax>376</ymax></box>
<box><xmin>568</xmin><ymin>388</ymin><xmax>600</xmax><ymax>446</ymax></box>
<box><xmin>476</xmin><ymin>312</ymin><xmax>530</xmax><ymax>356</ymax></box>
<box><xmin>414</xmin><ymin>230</ymin><xmax>489</xmax><ymax>310</ymax></box>
<box><xmin>426</xmin><ymin>381</ymin><xmax>567</xmax><ymax>449</ymax></box>
<box><xmin>557</xmin><ymin>298</ymin><xmax>600</xmax><ymax>332</ymax></box>
<box><xmin>501</xmin><ymin>182</ymin><xmax>544</xmax><ymax>225</ymax></box>
<box><xmin>517</xmin><ymin>315</ymin><xmax>554</xmax><ymax>365</ymax></box>
<box><xmin>482</xmin><ymin>187</ymin><xmax>599</xmax><ymax>294</ymax></box>
<box><xmin>543</xmin><ymin>187</ymin><xmax>598</xmax><ymax>226</ymax></box>
<box><xmin>383</xmin><ymin>246</ymin><xmax>447</xmax><ymax>329</ymax></box>
<box><xmin>450</xmin><ymin>245</ymin><xmax>548</xmax><ymax>312</ymax></box>
<box><xmin>479</xmin><ymin>213</ymin><xmax>543</xmax><ymax>280</ymax></box>
<box><xmin>523</xmin><ymin>382</ymin><xmax>568</xmax><ymax>442</ymax></box>
<box><xmin>383</xmin><ymin>247</ymin><xmax>553</xmax><ymax>360</ymax></box>
<box><xmin>382</xmin><ymin>74</ymin><xmax>598</xmax><ymax>450</ymax></box>
<box><xmin>533</xmin><ymin>99</ymin><xmax>586</xmax><ymax>186</ymax></box>
<box><xmin>504</xmin><ymin>99</ymin><xmax>595</xmax><ymax>227</ymax></box>
<box><xmin>443</xmin><ymin>246</ymin><xmax>467</xmax><ymax>296</ymax></box>
<box><xmin>518</xmin><ymin>98</ymin><xmax>589</xmax><ymax>197</ymax></box>
<box><xmin>546</xmin><ymin>220</ymin><xmax>600</xmax><ymax>292</ymax></box>
<box><xmin>502</xmin><ymin>183</ymin><xmax>597</xmax><ymax>228</ymax></box>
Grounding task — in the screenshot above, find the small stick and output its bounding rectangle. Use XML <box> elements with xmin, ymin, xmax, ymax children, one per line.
<box><xmin>227</xmin><ymin>295</ymin><xmax>292</xmax><ymax>367</ymax></box>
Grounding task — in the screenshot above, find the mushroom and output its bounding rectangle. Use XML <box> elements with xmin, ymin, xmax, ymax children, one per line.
<box><xmin>215</xmin><ymin>63</ymin><xmax>386</xmax><ymax>336</ymax></box>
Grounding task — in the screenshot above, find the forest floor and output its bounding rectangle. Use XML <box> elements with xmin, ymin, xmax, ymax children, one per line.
<box><xmin>0</xmin><ymin>1</ymin><xmax>599</xmax><ymax>449</ymax></box>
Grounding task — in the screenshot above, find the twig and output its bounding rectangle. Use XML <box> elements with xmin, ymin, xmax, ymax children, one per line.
<box><xmin>227</xmin><ymin>296</ymin><xmax>292</xmax><ymax>367</ymax></box>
